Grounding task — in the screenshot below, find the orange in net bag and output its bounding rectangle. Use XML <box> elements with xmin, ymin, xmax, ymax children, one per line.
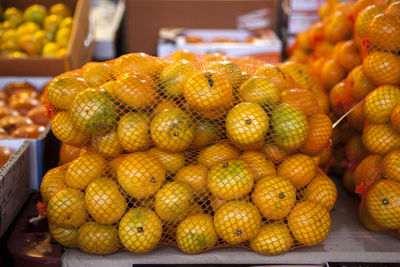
<box><xmin>41</xmin><ymin>50</ymin><xmax>337</xmax><ymax>255</ymax></box>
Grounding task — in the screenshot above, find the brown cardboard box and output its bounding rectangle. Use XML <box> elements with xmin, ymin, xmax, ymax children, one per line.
<box><xmin>0</xmin><ymin>0</ymin><xmax>93</xmax><ymax>76</ymax></box>
<box><xmin>124</xmin><ymin>0</ymin><xmax>278</xmax><ymax>56</ymax></box>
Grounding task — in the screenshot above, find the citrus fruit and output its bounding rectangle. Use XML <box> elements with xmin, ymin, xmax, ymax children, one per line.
<box><xmin>114</xmin><ymin>73</ymin><xmax>157</xmax><ymax>109</ymax></box>
<box><xmin>197</xmin><ymin>142</ymin><xmax>239</xmax><ymax>168</ymax></box>
<box><xmin>347</xmin><ymin>104</ymin><xmax>366</xmax><ymax>133</ymax></box>
<box><xmin>250</xmin><ymin>223</ymin><xmax>294</xmax><ymax>255</ymax></box>
<box><xmin>213</xmin><ymin>200</ymin><xmax>261</xmax><ymax>244</ymax></box>
<box><xmin>271</xmin><ymin>103</ymin><xmax>309</xmax><ymax>151</ymax></box>
<box><xmin>92</xmin><ymin>131</ymin><xmax>123</xmax><ymax>156</ymax></box>
<box><xmin>111</xmin><ymin>53</ymin><xmax>163</xmax><ymax>78</ymax></box>
<box><xmin>226</xmin><ymin>102</ymin><xmax>269</xmax><ymax>146</ymax></box>
<box><xmin>155</xmin><ymin>181</ymin><xmax>194</xmax><ymax>222</ymax></box>
<box><xmin>345</xmin><ymin>135</ymin><xmax>368</xmax><ymax>164</ymax></box>
<box><xmin>385</xmin><ymin>1</ymin><xmax>400</xmax><ymax>16</ymax></box>
<box><xmin>176</xmin><ymin>213</ymin><xmax>218</xmax><ymax>254</ymax></box>
<box><xmin>207</xmin><ymin>159</ymin><xmax>254</xmax><ymax>201</ymax></box>
<box><xmin>349</xmin><ymin>0</ymin><xmax>374</xmax><ymax>21</ymax></box>
<box><xmin>118</xmin><ymin>207</ymin><xmax>163</xmax><ymax>254</ymax></box>
<box><xmin>40</xmin><ymin>166</ymin><xmax>66</xmax><ymax>203</ymax></box>
<box><xmin>192</xmin><ymin>120</ymin><xmax>218</xmax><ymax>148</ymax></box>
<box><xmin>324</xmin><ymin>11</ymin><xmax>353</xmax><ymax>43</ymax></box>
<box><xmin>150</xmin><ymin>107</ymin><xmax>194</xmax><ymax>152</ymax></box>
<box><xmin>321</xmin><ymin>59</ymin><xmax>346</xmax><ymax>90</ymax></box>
<box><xmin>366</xmin><ymin>179</ymin><xmax>400</xmax><ymax>229</ymax></box>
<box><xmin>152</xmin><ymin>99</ymin><xmax>179</xmax><ymax>117</ymax></box>
<box><xmin>201</xmin><ymin>52</ymin><xmax>228</xmax><ymax>62</ymax></box>
<box><xmin>55</xmin><ymin>27</ymin><xmax>71</xmax><ymax>48</ymax></box>
<box><xmin>255</xmin><ymin>64</ymin><xmax>296</xmax><ymax>90</ymax></box>
<box><xmin>239</xmin><ymin>151</ymin><xmax>276</xmax><ymax>181</ymax></box>
<box><xmin>280</xmin><ymin>62</ymin><xmax>313</xmax><ymax>90</ymax></box>
<box><xmin>49</xmin><ymin>223</ymin><xmax>79</xmax><ymax>248</ymax></box>
<box><xmin>175</xmin><ymin>164</ymin><xmax>208</xmax><ymax>193</ymax></box>
<box><xmin>367</xmin><ymin>14</ymin><xmax>400</xmax><ymax>52</ymax></box>
<box><xmin>78</xmin><ymin>221</ymin><xmax>120</xmax><ymax>255</ymax></box>
<box><xmin>288</xmin><ymin>201</ymin><xmax>331</xmax><ymax>246</ymax></box>
<box><xmin>347</xmin><ymin>65</ymin><xmax>376</xmax><ymax>102</ymax></box>
<box><xmin>148</xmin><ymin>147</ymin><xmax>185</xmax><ymax>175</ymax></box>
<box><xmin>65</xmin><ymin>153</ymin><xmax>106</xmax><ymax>190</ymax></box>
<box><xmin>304</xmin><ymin>175</ymin><xmax>337</xmax><ymax>211</ymax></box>
<box><xmin>362</xmin><ymin>123</ymin><xmax>400</xmax><ymax>154</ymax></box>
<box><xmin>24</xmin><ymin>4</ymin><xmax>47</xmax><ymax>25</ymax></box>
<box><xmin>301</xmin><ymin>114</ymin><xmax>333</xmax><ymax>155</ymax></box>
<box><xmin>391</xmin><ymin>105</ymin><xmax>400</xmax><ymax>132</ymax></box>
<box><xmin>252</xmin><ymin>175</ymin><xmax>296</xmax><ymax>219</ymax></box>
<box><xmin>280</xmin><ymin>88</ymin><xmax>319</xmax><ymax>117</ymax></box>
<box><xmin>171</xmin><ymin>49</ymin><xmax>197</xmax><ymax>62</ymax></box>
<box><xmin>43</xmin><ymin>14</ymin><xmax>62</xmax><ymax>35</ymax></box>
<box><xmin>205</xmin><ymin>60</ymin><xmax>242</xmax><ymax>88</ymax></box>
<box><xmin>59</xmin><ymin>16</ymin><xmax>73</xmax><ymax>29</ymax></box>
<box><xmin>107</xmin><ymin>154</ymin><xmax>129</xmax><ymax>178</ymax></box>
<box><xmin>160</xmin><ymin>60</ymin><xmax>196</xmax><ymax>98</ymax></box>
<box><xmin>82</xmin><ymin>62</ymin><xmax>114</xmax><ymax>87</ymax></box>
<box><xmin>364</xmin><ymin>85</ymin><xmax>400</xmax><ymax>124</ymax></box>
<box><xmin>362</xmin><ymin>51</ymin><xmax>400</xmax><ymax>86</ymax></box>
<box><xmin>47</xmin><ymin>188</ymin><xmax>87</xmax><ymax>228</ymax></box>
<box><xmin>59</xmin><ymin>143</ymin><xmax>81</xmax><ymax>165</ymax></box>
<box><xmin>353</xmin><ymin>155</ymin><xmax>382</xmax><ymax>188</ymax></box>
<box><xmin>3</xmin><ymin>7</ymin><xmax>23</xmax><ymax>27</ymax></box>
<box><xmin>47</xmin><ymin>74</ymin><xmax>88</xmax><ymax>109</ymax></box>
<box><xmin>381</xmin><ymin>150</ymin><xmax>400</xmax><ymax>182</ymax></box>
<box><xmin>50</xmin><ymin>3</ymin><xmax>72</xmax><ymax>18</ymax></box>
<box><xmin>238</xmin><ymin>76</ymin><xmax>280</xmax><ymax>107</ymax></box>
<box><xmin>118</xmin><ymin>112</ymin><xmax>151</xmax><ymax>152</ymax></box>
<box><xmin>51</xmin><ymin>111</ymin><xmax>89</xmax><ymax>146</ymax></box>
<box><xmin>184</xmin><ymin>70</ymin><xmax>233</xmax><ymax>111</ymax></box>
<box><xmin>42</xmin><ymin>42</ymin><xmax>60</xmax><ymax>57</ymax></box>
<box><xmin>117</xmin><ymin>152</ymin><xmax>166</xmax><ymax>199</ymax></box>
<box><xmin>337</xmin><ymin>40</ymin><xmax>362</xmax><ymax>71</ymax></box>
<box><xmin>355</xmin><ymin>4</ymin><xmax>387</xmax><ymax>47</ymax></box>
<box><xmin>85</xmin><ymin>178</ymin><xmax>127</xmax><ymax>225</ymax></box>
<box><xmin>343</xmin><ymin>169</ymin><xmax>356</xmax><ymax>193</ymax></box>
<box><xmin>278</xmin><ymin>154</ymin><xmax>315</xmax><ymax>189</ymax></box>
<box><xmin>261</xmin><ymin>142</ymin><xmax>288</xmax><ymax>164</ymax></box>
<box><xmin>359</xmin><ymin>201</ymin><xmax>385</xmax><ymax>232</ymax></box>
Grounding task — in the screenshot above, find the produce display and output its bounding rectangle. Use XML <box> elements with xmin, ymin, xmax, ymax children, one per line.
<box><xmin>0</xmin><ymin>3</ymin><xmax>73</xmax><ymax>58</ymax></box>
<box><xmin>0</xmin><ymin>145</ymin><xmax>13</xmax><ymax>168</ymax></box>
<box><xmin>0</xmin><ymin>82</ymin><xmax>49</xmax><ymax>138</ymax></box>
<box><xmin>289</xmin><ymin>0</ymin><xmax>400</xmax><ymax>238</ymax></box>
<box><xmin>40</xmin><ymin>51</ymin><xmax>337</xmax><ymax>256</ymax></box>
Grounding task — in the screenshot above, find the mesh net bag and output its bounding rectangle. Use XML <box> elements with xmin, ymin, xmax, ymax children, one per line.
<box><xmin>39</xmin><ymin>50</ymin><xmax>338</xmax><ymax>255</ymax></box>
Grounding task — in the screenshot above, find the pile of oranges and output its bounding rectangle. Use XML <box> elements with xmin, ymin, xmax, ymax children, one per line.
<box><xmin>290</xmin><ymin>0</ymin><xmax>400</xmax><ymax>238</ymax></box>
<box><xmin>40</xmin><ymin>50</ymin><xmax>337</xmax><ymax>255</ymax></box>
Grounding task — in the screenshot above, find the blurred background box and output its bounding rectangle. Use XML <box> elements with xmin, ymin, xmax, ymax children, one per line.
<box><xmin>286</xmin><ymin>0</ymin><xmax>325</xmax><ymax>12</ymax></box>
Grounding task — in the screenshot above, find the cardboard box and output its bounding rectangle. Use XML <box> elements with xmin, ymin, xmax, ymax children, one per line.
<box><xmin>124</xmin><ymin>0</ymin><xmax>278</xmax><ymax>56</ymax></box>
<box><xmin>285</xmin><ymin>0</ymin><xmax>325</xmax><ymax>12</ymax></box>
<box><xmin>0</xmin><ymin>0</ymin><xmax>93</xmax><ymax>76</ymax></box>
<box><xmin>0</xmin><ymin>140</ymin><xmax>30</xmax><ymax>237</ymax></box>
<box><xmin>158</xmin><ymin>28</ymin><xmax>282</xmax><ymax>62</ymax></box>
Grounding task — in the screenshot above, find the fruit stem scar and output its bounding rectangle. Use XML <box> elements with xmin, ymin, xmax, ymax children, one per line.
<box><xmin>137</xmin><ymin>227</ymin><xmax>144</xmax><ymax>232</ymax></box>
<box><xmin>173</xmin><ymin>131</ymin><xmax>180</xmax><ymax>137</ymax></box>
<box><xmin>279</xmin><ymin>192</ymin><xmax>286</xmax><ymax>199</ymax></box>
<box><xmin>245</xmin><ymin>119</ymin><xmax>251</xmax><ymax>125</ymax></box>
<box><xmin>150</xmin><ymin>177</ymin><xmax>156</xmax><ymax>183</ymax></box>
<box><xmin>235</xmin><ymin>229</ymin><xmax>243</xmax><ymax>236</ymax></box>
<box><xmin>223</xmin><ymin>162</ymin><xmax>229</xmax><ymax>168</ymax></box>
<box><xmin>382</xmin><ymin>199</ymin><xmax>389</xmax><ymax>205</ymax></box>
<box><xmin>205</xmin><ymin>74</ymin><xmax>214</xmax><ymax>87</ymax></box>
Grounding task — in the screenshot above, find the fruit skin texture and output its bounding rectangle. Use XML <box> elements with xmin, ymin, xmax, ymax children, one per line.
<box><xmin>213</xmin><ymin>201</ymin><xmax>261</xmax><ymax>244</ymax></box>
<box><xmin>148</xmin><ymin>147</ymin><xmax>185</xmax><ymax>175</ymax></box>
<box><xmin>353</xmin><ymin>155</ymin><xmax>382</xmax><ymax>188</ymax></box>
<box><xmin>359</xmin><ymin>200</ymin><xmax>385</xmax><ymax>233</ymax></box>
<box><xmin>92</xmin><ymin>131</ymin><xmax>123</xmax><ymax>156</ymax></box>
<box><xmin>391</xmin><ymin>105</ymin><xmax>400</xmax><ymax>132</ymax></box>
<box><xmin>366</xmin><ymin>179</ymin><xmax>400</xmax><ymax>229</ymax></box>
<box><xmin>324</xmin><ymin>11</ymin><xmax>353</xmax><ymax>43</ymax></box>
<box><xmin>321</xmin><ymin>59</ymin><xmax>346</xmax><ymax>91</ymax></box>
<box><xmin>239</xmin><ymin>151</ymin><xmax>276</xmax><ymax>181</ymax></box>
<box><xmin>252</xmin><ymin>175</ymin><xmax>296</xmax><ymax>220</ymax></box>
<box><xmin>175</xmin><ymin>164</ymin><xmax>208</xmax><ymax>193</ymax></box>
<box><xmin>304</xmin><ymin>175</ymin><xmax>337</xmax><ymax>211</ymax></box>
<box><xmin>47</xmin><ymin>75</ymin><xmax>88</xmax><ymax>110</ymax></box>
<box><xmin>197</xmin><ymin>142</ymin><xmax>239</xmax><ymax>168</ymax></box>
<box><xmin>207</xmin><ymin>159</ymin><xmax>254</xmax><ymax>201</ymax></box>
<box><xmin>362</xmin><ymin>124</ymin><xmax>400</xmax><ymax>154</ymax></box>
<box><xmin>49</xmin><ymin>223</ymin><xmax>79</xmax><ymax>248</ymax></box>
<box><xmin>362</xmin><ymin>52</ymin><xmax>400</xmax><ymax>86</ymax></box>
<box><xmin>118</xmin><ymin>113</ymin><xmax>151</xmax><ymax>152</ymax></box>
<box><xmin>366</xmin><ymin>14</ymin><xmax>400</xmax><ymax>52</ymax></box>
<box><xmin>250</xmin><ymin>223</ymin><xmax>294</xmax><ymax>255</ymax></box>
<box><xmin>160</xmin><ymin>60</ymin><xmax>196</xmax><ymax>98</ymax></box>
<box><xmin>78</xmin><ymin>221</ymin><xmax>120</xmax><ymax>255</ymax></box>
<box><xmin>280</xmin><ymin>88</ymin><xmax>319</xmax><ymax>117</ymax></box>
<box><xmin>238</xmin><ymin>76</ymin><xmax>280</xmax><ymax>106</ymax></box>
<box><xmin>51</xmin><ymin>111</ymin><xmax>89</xmax><ymax>146</ymax></box>
<box><xmin>355</xmin><ymin>4</ymin><xmax>386</xmax><ymax>46</ymax></box>
<box><xmin>288</xmin><ymin>201</ymin><xmax>331</xmax><ymax>246</ymax></box>
<box><xmin>176</xmin><ymin>213</ymin><xmax>218</xmax><ymax>254</ymax></box>
<box><xmin>364</xmin><ymin>85</ymin><xmax>400</xmax><ymax>124</ymax></box>
<box><xmin>278</xmin><ymin>154</ymin><xmax>316</xmax><ymax>189</ymax></box>
<box><xmin>226</xmin><ymin>102</ymin><xmax>269</xmax><ymax>146</ymax></box>
<box><xmin>347</xmin><ymin>65</ymin><xmax>376</xmax><ymax>102</ymax></box>
<box><xmin>301</xmin><ymin>114</ymin><xmax>333</xmax><ymax>155</ymax></box>
<box><xmin>382</xmin><ymin>149</ymin><xmax>400</xmax><ymax>182</ymax></box>
<box><xmin>40</xmin><ymin>166</ymin><xmax>66</xmax><ymax>203</ymax></box>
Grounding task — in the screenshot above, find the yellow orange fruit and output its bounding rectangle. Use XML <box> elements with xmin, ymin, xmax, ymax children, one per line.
<box><xmin>359</xmin><ymin>200</ymin><xmax>385</xmax><ymax>232</ymax></box>
<box><xmin>301</xmin><ymin>114</ymin><xmax>333</xmax><ymax>155</ymax></box>
<box><xmin>364</xmin><ymin>85</ymin><xmax>400</xmax><ymax>124</ymax></box>
<box><xmin>171</xmin><ymin>49</ymin><xmax>197</xmax><ymax>62</ymax></box>
<box><xmin>40</xmin><ymin>166</ymin><xmax>66</xmax><ymax>203</ymax></box>
<box><xmin>347</xmin><ymin>65</ymin><xmax>376</xmax><ymax>102</ymax></box>
<box><xmin>390</xmin><ymin>105</ymin><xmax>400</xmax><ymax>132</ymax></box>
<box><xmin>175</xmin><ymin>164</ymin><xmax>208</xmax><ymax>193</ymax></box>
<box><xmin>347</xmin><ymin>103</ymin><xmax>366</xmax><ymax>133</ymax></box>
<box><xmin>321</xmin><ymin>59</ymin><xmax>346</xmax><ymax>90</ymax></box>
<box><xmin>82</xmin><ymin>62</ymin><xmax>114</xmax><ymax>87</ymax></box>
<box><xmin>205</xmin><ymin>60</ymin><xmax>242</xmax><ymax>88</ymax></box>
<box><xmin>111</xmin><ymin>53</ymin><xmax>163</xmax><ymax>78</ymax></box>
<box><xmin>148</xmin><ymin>147</ymin><xmax>185</xmax><ymax>175</ymax></box>
<box><xmin>92</xmin><ymin>131</ymin><xmax>123</xmax><ymax>156</ymax></box>
<box><xmin>278</xmin><ymin>154</ymin><xmax>315</xmax><ymax>189</ymax></box>
<box><xmin>192</xmin><ymin>120</ymin><xmax>218</xmax><ymax>148</ymax></box>
<box><xmin>58</xmin><ymin>143</ymin><xmax>81</xmax><ymax>165</ymax></box>
<box><xmin>324</xmin><ymin>11</ymin><xmax>353</xmax><ymax>43</ymax></box>
<box><xmin>366</xmin><ymin>14</ymin><xmax>400</xmax><ymax>52</ymax></box>
<box><xmin>337</xmin><ymin>40</ymin><xmax>362</xmax><ymax>71</ymax></box>
<box><xmin>281</xmin><ymin>88</ymin><xmax>319</xmax><ymax>117</ymax></box>
<box><xmin>362</xmin><ymin>123</ymin><xmax>400</xmax><ymax>154</ymax></box>
<box><xmin>160</xmin><ymin>60</ymin><xmax>196</xmax><ymax>98</ymax></box>
<box><xmin>49</xmin><ymin>223</ymin><xmax>79</xmax><ymax>248</ymax></box>
<box><xmin>197</xmin><ymin>142</ymin><xmax>239</xmax><ymax>168</ymax></box>
<box><xmin>250</xmin><ymin>223</ymin><xmax>294</xmax><ymax>255</ymax></box>
<box><xmin>118</xmin><ymin>112</ymin><xmax>151</xmax><ymax>152</ymax></box>
<box><xmin>304</xmin><ymin>175</ymin><xmax>337</xmax><ymax>211</ymax></box>
<box><xmin>355</xmin><ymin>5</ymin><xmax>386</xmax><ymax>47</ymax></box>
<box><xmin>381</xmin><ymin>149</ymin><xmax>400</xmax><ymax>182</ymax></box>
<box><xmin>261</xmin><ymin>142</ymin><xmax>288</xmax><ymax>164</ymax></box>
<box><xmin>238</xmin><ymin>76</ymin><xmax>280</xmax><ymax>107</ymax></box>
<box><xmin>362</xmin><ymin>51</ymin><xmax>400</xmax><ymax>86</ymax></box>
<box><xmin>78</xmin><ymin>221</ymin><xmax>120</xmax><ymax>255</ymax></box>
<box><xmin>280</xmin><ymin>62</ymin><xmax>313</xmax><ymax>90</ymax></box>
<box><xmin>353</xmin><ymin>154</ymin><xmax>382</xmax><ymax>188</ymax></box>
<box><xmin>239</xmin><ymin>151</ymin><xmax>276</xmax><ymax>181</ymax></box>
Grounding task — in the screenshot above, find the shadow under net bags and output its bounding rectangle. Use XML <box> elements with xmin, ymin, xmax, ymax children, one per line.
<box><xmin>41</xmin><ymin>51</ymin><xmax>337</xmax><ymax>255</ymax></box>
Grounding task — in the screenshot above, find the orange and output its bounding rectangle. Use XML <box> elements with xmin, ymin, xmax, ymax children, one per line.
<box><xmin>391</xmin><ymin>105</ymin><xmax>400</xmax><ymax>132</ymax></box>
<box><xmin>353</xmin><ymin>155</ymin><xmax>382</xmax><ymax>188</ymax></box>
<box><xmin>280</xmin><ymin>88</ymin><xmax>319</xmax><ymax>117</ymax></box>
<box><xmin>65</xmin><ymin>153</ymin><xmax>106</xmax><ymax>190</ymax></box>
<box><xmin>324</xmin><ymin>11</ymin><xmax>353</xmax><ymax>43</ymax></box>
<box><xmin>24</xmin><ymin>4</ymin><xmax>47</xmax><ymax>25</ymax></box>
<box><xmin>40</xmin><ymin>166</ymin><xmax>66</xmax><ymax>203</ymax></box>
<box><xmin>226</xmin><ymin>102</ymin><xmax>269</xmax><ymax>146</ymax></box>
<box><xmin>381</xmin><ymin>149</ymin><xmax>400</xmax><ymax>182</ymax></box>
<box><xmin>176</xmin><ymin>213</ymin><xmax>218</xmax><ymax>254</ymax></box>
<box><xmin>58</xmin><ymin>143</ymin><xmax>81</xmax><ymax>165</ymax></box>
<box><xmin>197</xmin><ymin>142</ymin><xmax>239</xmax><ymax>168</ymax></box>
<box><xmin>111</xmin><ymin>53</ymin><xmax>163</xmax><ymax>78</ymax></box>
<box><xmin>362</xmin><ymin>52</ymin><xmax>400</xmax><ymax>86</ymax></box>
<box><xmin>155</xmin><ymin>181</ymin><xmax>194</xmax><ymax>222</ymax></box>
<box><xmin>92</xmin><ymin>131</ymin><xmax>123</xmax><ymax>156</ymax></box>
<box><xmin>85</xmin><ymin>178</ymin><xmax>127</xmax><ymax>225</ymax></box>
<box><xmin>364</xmin><ymin>85</ymin><xmax>400</xmax><ymax>124</ymax></box>
<box><xmin>250</xmin><ymin>223</ymin><xmax>294</xmax><ymax>255</ymax></box>
<box><xmin>367</xmin><ymin>14</ymin><xmax>400</xmax><ymax>52</ymax></box>
<box><xmin>337</xmin><ymin>40</ymin><xmax>362</xmax><ymax>71</ymax></box>
<box><xmin>107</xmin><ymin>154</ymin><xmax>129</xmax><ymax>178</ymax></box>
<box><xmin>118</xmin><ymin>112</ymin><xmax>151</xmax><ymax>152</ymax></box>
<box><xmin>82</xmin><ymin>62</ymin><xmax>114</xmax><ymax>87</ymax></box>
<box><xmin>55</xmin><ymin>27</ymin><xmax>71</xmax><ymax>48</ymax></box>
<box><xmin>118</xmin><ymin>207</ymin><xmax>162</xmax><ymax>254</ymax></box>
<box><xmin>347</xmin><ymin>65</ymin><xmax>376</xmax><ymax>102</ymax></box>
<box><xmin>362</xmin><ymin>124</ymin><xmax>400</xmax><ymax>154</ymax></box>
<box><xmin>343</xmin><ymin>169</ymin><xmax>356</xmax><ymax>193</ymax></box>
<box><xmin>278</xmin><ymin>154</ymin><xmax>315</xmax><ymax>189</ymax></box>
<box><xmin>238</xmin><ymin>76</ymin><xmax>280</xmax><ymax>107</ymax></box>
<box><xmin>345</xmin><ymin>135</ymin><xmax>368</xmax><ymax>164</ymax></box>
<box><xmin>205</xmin><ymin>60</ymin><xmax>242</xmax><ymax>88</ymax></box>
<box><xmin>49</xmin><ymin>223</ymin><xmax>79</xmax><ymax>248</ymax></box>
<box><xmin>175</xmin><ymin>164</ymin><xmax>208</xmax><ymax>193</ymax></box>
<box><xmin>201</xmin><ymin>52</ymin><xmax>229</xmax><ymax>62</ymax></box>
<box><xmin>99</xmin><ymin>80</ymin><xmax>116</xmax><ymax>95</ymax></box>
<box><xmin>301</xmin><ymin>114</ymin><xmax>333</xmax><ymax>155</ymax></box>
<box><xmin>329</xmin><ymin>82</ymin><xmax>346</xmax><ymax>117</ymax></box>
<box><xmin>252</xmin><ymin>175</ymin><xmax>296</xmax><ymax>220</ymax></box>
<box><xmin>293</xmin><ymin>31</ymin><xmax>313</xmax><ymax>51</ymax></box>
<box><xmin>184</xmin><ymin>70</ymin><xmax>233</xmax><ymax>111</ymax></box>
<box><xmin>192</xmin><ymin>120</ymin><xmax>218</xmax><ymax>148</ymax></box>
<box><xmin>366</xmin><ymin>179</ymin><xmax>400</xmax><ymax>229</ymax></box>
<box><xmin>209</xmin><ymin>195</ymin><xmax>227</xmax><ymax>212</ymax></box>
<box><xmin>171</xmin><ymin>49</ymin><xmax>197</xmax><ymax>62</ymax></box>
<box><xmin>3</xmin><ymin>7</ymin><xmax>23</xmax><ymax>27</ymax></box>
<box><xmin>321</xmin><ymin>59</ymin><xmax>346</xmax><ymax>91</ymax></box>
<box><xmin>78</xmin><ymin>221</ymin><xmax>120</xmax><ymax>255</ymax></box>
<box><xmin>47</xmin><ymin>74</ymin><xmax>88</xmax><ymax>109</ymax></box>
<box><xmin>213</xmin><ymin>201</ymin><xmax>261</xmax><ymax>244</ymax></box>
<box><xmin>347</xmin><ymin>103</ymin><xmax>366</xmax><ymax>133</ymax></box>
<box><xmin>207</xmin><ymin>159</ymin><xmax>254</xmax><ymax>201</ymax></box>
<box><xmin>261</xmin><ymin>142</ymin><xmax>288</xmax><ymax>164</ymax></box>
<box><xmin>239</xmin><ymin>151</ymin><xmax>276</xmax><ymax>181</ymax></box>
<box><xmin>152</xmin><ymin>99</ymin><xmax>179</xmax><ymax>117</ymax></box>
<box><xmin>355</xmin><ymin>4</ymin><xmax>387</xmax><ymax>48</ymax></box>
<box><xmin>280</xmin><ymin>62</ymin><xmax>313</xmax><ymax>90</ymax></box>
<box><xmin>50</xmin><ymin>3</ymin><xmax>72</xmax><ymax>18</ymax></box>
<box><xmin>288</xmin><ymin>201</ymin><xmax>331</xmax><ymax>246</ymax></box>
<box><xmin>314</xmin><ymin>41</ymin><xmax>334</xmax><ymax>58</ymax></box>
<box><xmin>349</xmin><ymin>0</ymin><xmax>374</xmax><ymax>20</ymax></box>
<box><xmin>114</xmin><ymin>73</ymin><xmax>157</xmax><ymax>109</ymax></box>
<box><xmin>160</xmin><ymin>60</ymin><xmax>196</xmax><ymax>98</ymax></box>
<box><xmin>255</xmin><ymin>64</ymin><xmax>296</xmax><ymax>90</ymax></box>
<box><xmin>317</xmin><ymin>145</ymin><xmax>332</xmax><ymax>167</ymax></box>
<box><xmin>47</xmin><ymin>188</ymin><xmax>87</xmax><ymax>228</ymax></box>
<box><xmin>117</xmin><ymin>152</ymin><xmax>166</xmax><ymax>199</ymax></box>
<box><xmin>148</xmin><ymin>147</ymin><xmax>185</xmax><ymax>175</ymax></box>
<box><xmin>385</xmin><ymin>1</ymin><xmax>400</xmax><ymax>16</ymax></box>
<box><xmin>359</xmin><ymin>200</ymin><xmax>385</xmax><ymax>232</ymax></box>
<box><xmin>150</xmin><ymin>107</ymin><xmax>194</xmax><ymax>152</ymax></box>
<box><xmin>304</xmin><ymin>175</ymin><xmax>337</xmax><ymax>211</ymax></box>
<box><xmin>271</xmin><ymin>103</ymin><xmax>309</xmax><ymax>151</ymax></box>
